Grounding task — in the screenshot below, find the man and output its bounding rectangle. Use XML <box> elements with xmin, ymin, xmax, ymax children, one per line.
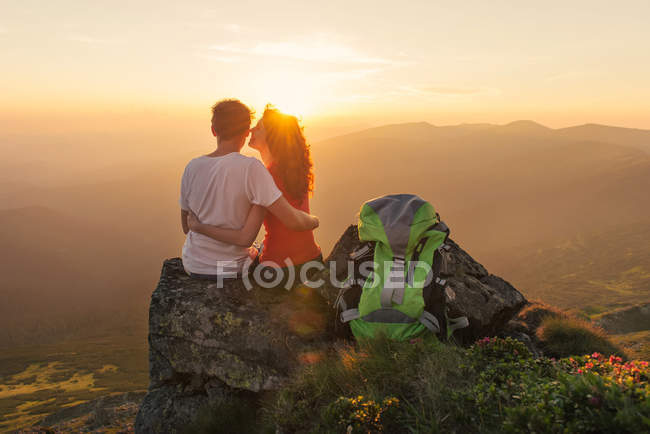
<box><xmin>179</xmin><ymin>99</ymin><xmax>319</xmax><ymax>278</ymax></box>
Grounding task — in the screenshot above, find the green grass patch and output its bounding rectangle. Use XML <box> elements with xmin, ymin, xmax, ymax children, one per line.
<box><xmin>612</xmin><ymin>330</ymin><xmax>650</xmax><ymax>361</ymax></box>
<box><xmin>255</xmin><ymin>336</ymin><xmax>650</xmax><ymax>433</ymax></box>
<box><xmin>184</xmin><ymin>393</ymin><xmax>271</xmax><ymax>434</ymax></box>
<box><xmin>0</xmin><ymin>333</ymin><xmax>148</xmax><ymax>431</ymax></box>
<box><xmin>265</xmin><ymin>336</ymin><xmax>469</xmax><ymax>433</ymax></box>
<box><xmin>537</xmin><ymin>316</ymin><xmax>626</xmax><ymax>359</ymax></box>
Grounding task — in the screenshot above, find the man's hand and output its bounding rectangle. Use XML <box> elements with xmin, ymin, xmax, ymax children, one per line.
<box><xmin>187</xmin><ymin>211</ymin><xmax>203</xmax><ymax>233</ymax></box>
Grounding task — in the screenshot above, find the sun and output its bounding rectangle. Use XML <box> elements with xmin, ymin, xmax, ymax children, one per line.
<box><xmin>268</xmin><ymin>94</ymin><xmax>313</xmax><ymax>119</ymax></box>
<box><xmin>250</xmin><ymin>69</ymin><xmax>319</xmax><ymax>119</ymax></box>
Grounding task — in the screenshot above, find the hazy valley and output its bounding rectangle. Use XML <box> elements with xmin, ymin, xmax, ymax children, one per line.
<box><xmin>1</xmin><ymin>120</ymin><xmax>649</xmax><ymax>429</ymax></box>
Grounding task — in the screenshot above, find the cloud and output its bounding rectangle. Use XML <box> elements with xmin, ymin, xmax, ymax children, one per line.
<box><xmin>208</xmin><ymin>44</ymin><xmax>244</xmax><ymax>54</ymax></box>
<box><xmin>320</xmin><ymin>68</ymin><xmax>384</xmax><ymax>81</ymax></box>
<box><xmin>424</xmin><ymin>86</ymin><xmax>483</xmax><ymax>95</ymax></box>
<box><xmin>65</xmin><ymin>33</ymin><xmax>116</xmax><ymax>45</ymax></box>
<box><xmin>207</xmin><ymin>39</ymin><xmax>392</xmax><ymax>65</ymax></box>
<box><xmin>393</xmin><ymin>85</ymin><xmax>500</xmax><ymax>98</ymax></box>
<box><xmin>336</xmin><ymin>85</ymin><xmax>500</xmax><ymax>104</ymax></box>
<box><xmin>196</xmin><ymin>52</ymin><xmax>241</xmax><ymax>63</ymax></box>
<box><xmin>223</xmin><ymin>24</ymin><xmax>242</xmax><ymax>33</ymax></box>
<box><xmin>252</xmin><ymin>41</ymin><xmax>390</xmax><ymax>64</ymax></box>
<box><xmin>545</xmin><ymin>71</ymin><xmax>582</xmax><ymax>82</ymax></box>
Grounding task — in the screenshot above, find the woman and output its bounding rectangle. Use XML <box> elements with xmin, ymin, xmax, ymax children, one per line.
<box><xmin>188</xmin><ymin>105</ymin><xmax>322</xmax><ymax>287</ymax></box>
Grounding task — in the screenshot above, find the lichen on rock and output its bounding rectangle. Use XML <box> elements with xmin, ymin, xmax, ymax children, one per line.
<box><xmin>135</xmin><ymin>257</ymin><xmax>333</xmax><ymax>433</ymax></box>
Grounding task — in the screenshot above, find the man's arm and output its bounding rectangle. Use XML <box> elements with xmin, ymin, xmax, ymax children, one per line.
<box><xmin>245</xmin><ymin>159</ymin><xmax>318</xmax><ymax>231</ymax></box>
<box><xmin>266</xmin><ymin>196</ymin><xmax>319</xmax><ymax>231</ymax></box>
<box><xmin>181</xmin><ymin>209</ymin><xmax>190</xmax><ymax>235</ymax></box>
<box><xmin>188</xmin><ymin>205</ymin><xmax>266</xmax><ymax>247</ymax></box>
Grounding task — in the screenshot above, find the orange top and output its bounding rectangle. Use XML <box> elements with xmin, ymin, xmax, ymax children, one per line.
<box><xmin>260</xmin><ymin>165</ymin><xmax>321</xmax><ymax>267</ymax></box>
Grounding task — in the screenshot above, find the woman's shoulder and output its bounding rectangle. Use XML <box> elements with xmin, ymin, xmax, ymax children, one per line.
<box><xmin>266</xmin><ymin>164</ymin><xmax>310</xmax><ymax>207</ymax></box>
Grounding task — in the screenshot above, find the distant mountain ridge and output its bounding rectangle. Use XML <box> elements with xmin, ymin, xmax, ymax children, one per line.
<box><xmin>2</xmin><ymin>118</ymin><xmax>649</xmax><ymax>346</ymax></box>
<box><xmin>319</xmin><ymin>120</ymin><xmax>650</xmax><ymax>154</ymax></box>
<box><xmin>312</xmin><ymin>119</ymin><xmax>650</xmax><ymax>255</ymax></box>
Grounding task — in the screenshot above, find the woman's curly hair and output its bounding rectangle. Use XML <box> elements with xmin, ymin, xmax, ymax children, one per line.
<box><xmin>262</xmin><ymin>105</ymin><xmax>314</xmax><ymax>201</ymax></box>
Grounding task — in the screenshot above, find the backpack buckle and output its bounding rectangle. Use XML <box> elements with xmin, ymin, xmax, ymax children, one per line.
<box><xmin>382</xmin><ymin>257</ymin><xmax>406</xmax><ymax>307</ymax></box>
<box><xmin>350</xmin><ymin>244</ymin><xmax>372</xmax><ymax>260</ymax></box>
<box><xmin>438</xmin><ymin>243</ymin><xmax>451</xmax><ymax>252</ymax></box>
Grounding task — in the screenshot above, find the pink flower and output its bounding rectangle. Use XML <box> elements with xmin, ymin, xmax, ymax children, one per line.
<box><xmin>609</xmin><ymin>355</ymin><xmax>623</xmax><ymax>364</ymax></box>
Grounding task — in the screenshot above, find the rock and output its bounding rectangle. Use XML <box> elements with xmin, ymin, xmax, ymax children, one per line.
<box><xmin>32</xmin><ymin>391</ymin><xmax>146</xmax><ymax>432</ymax></box>
<box><xmin>137</xmin><ymin>227</ymin><xmax>527</xmax><ymax>431</ymax></box>
<box><xmin>135</xmin><ymin>383</ymin><xmax>219</xmax><ymax>433</ymax></box>
<box><xmin>135</xmin><ymin>258</ymin><xmax>332</xmax><ymax>433</ymax></box>
<box><xmin>508</xmin><ymin>302</ymin><xmax>565</xmax><ymax>332</ymax></box>
<box><xmin>323</xmin><ymin>225</ymin><xmax>527</xmax><ymax>344</ymax></box>
<box><xmin>596</xmin><ymin>303</ymin><xmax>650</xmax><ymax>334</ymax></box>
<box><xmin>500</xmin><ymin>302</ymin><xmax>570</xmax><ymax>358</ymax></box>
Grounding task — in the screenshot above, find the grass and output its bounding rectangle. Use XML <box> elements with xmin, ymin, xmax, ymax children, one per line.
<box><xmin>1</xmin><ymin>308</ymin><xmax>645</xmax><ymax>432</ymax></box>
<box><xmin>536</xmin><ymin>316</ymin><xmax>626</xmax><ymax>359</ymax></box>
<box><xmin>515</xmin><ymin>301</ymin><xmax>565</xmax><ymax>329</ymax></box>
<box><xmin>611</xmin><ymin>330</ymin><xmax>650</xmax><ymax>361</ymax></box>
<box><xmin>495</xmin><ymin>220</ymin><xmax>650</xmax><ymax>313</ymax></box>
<box><xmin>0</xmin><ymin>332</ymin><xmax>148</xmax><ymax>431</ymax></box>
<box><xmin>185</xmin><ymin>335</ymin><xmax>648</xmax><ymax>433</ymax></box>
<box><xmin>179</xmin><ymin>336</ymin><xmax>473</xmax><ymax>433</ymax></box>
<box><xmin>184</xmin><ymin>392</ymin><xmax>268</xmax><ymax>434</ymax></box>
<box><xmin>265</xmin><ymin>336</ymin><xmax>471</xmax><ymax>433</ymax></box>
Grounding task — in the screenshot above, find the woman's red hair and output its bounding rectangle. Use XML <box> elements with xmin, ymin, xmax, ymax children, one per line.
<box><xmin>262</xmin><ymin>106</ymin><xmax>314</xmax><ymax>201</ymax></box>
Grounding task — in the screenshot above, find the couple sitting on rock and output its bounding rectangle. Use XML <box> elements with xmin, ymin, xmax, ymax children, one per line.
<box><xmin>179</xmin><ymin>99</ymin><xmax>322</xmax><ymax>288</ymax></box>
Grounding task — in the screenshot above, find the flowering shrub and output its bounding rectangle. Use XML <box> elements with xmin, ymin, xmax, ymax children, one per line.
<box><xmin>454</xmin><ymin>337</ymin><xmax>560</xmax><ymax>428</ymax></box>
<box><xmin>473</xmin><ymin>336</ymin><xmax>532</xmax><ymax>361</ymax></box>
<box><xmin>267</xmin><ymin>336</ymin><xmax>649</xmax><ymax>433</ymax></box>
<box><xmin>504</xmin><ymin>366</ymin><xmax>650</xmax><ymax>433</ymax></box>
<box><xmin>322</xmin><ymin>395</ymin><xmax>400</xmax><ymax>433</ymax></box>
<box><xmin>444</xmin><ymin>337</ymin><xmax>650</xmax><ymax>433</ymax></box>
<box><xmin>562</xmin><ymin>352</ymin><xmax>650</xmax><ymax>399</ymax></box>
<box><xmin>465</xmin><ymin>339</ymin><xmax>650</xmax><ymax>433</ymax></box>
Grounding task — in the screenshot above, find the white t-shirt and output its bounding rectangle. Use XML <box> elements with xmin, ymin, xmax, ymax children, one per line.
<box><xmin>179</xmin><ymin>153</ymin><xmax>282</xmax><ymax>274</ymax></box>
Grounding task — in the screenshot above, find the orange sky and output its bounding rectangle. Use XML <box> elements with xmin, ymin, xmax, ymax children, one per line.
<box><xmin>2</xmin><ymin>0</ymin><xmax>650</xmax><ymax>136</ymax></box>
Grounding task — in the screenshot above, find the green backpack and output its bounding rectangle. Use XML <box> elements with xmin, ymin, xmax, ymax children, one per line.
<box><xmin>336</xmin><ymin>194</ymin><xmax>469</xmax><ymax>341</ymax></box>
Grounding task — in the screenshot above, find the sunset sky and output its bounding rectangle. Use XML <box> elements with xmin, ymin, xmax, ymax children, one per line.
<box><xmin>2</xmin><ymin>0</ymin><xmax>650</xmax><ymax>136</ymax></box>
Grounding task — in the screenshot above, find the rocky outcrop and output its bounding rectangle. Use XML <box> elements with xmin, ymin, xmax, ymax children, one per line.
<box><xmin>135</xmin><ymin>258</ymin><xmax>332</xmax><ymax>433</ymax></box>
<box><xmin>33</xmin><ymin>391</ymin><xmax>146</xmax><ymax>432</ymax></box>
<box><xmin>594</xmin><ymin>303</ymin><xmax>650</xmax><ymax>335</ymax></box>
<box><xmin>135</xmin><ymin>226</ymin><xmax>527</xmax><ymax>432</ymax></box>
<box><xmin>324</xmin><ymin>225</ymin><xmax>527</xmax><ymax>344</ymax></box>
<box><xmin>500</xmin><ymin>302</ymin><xmax>566</xmax><ymax>357</ymax></box>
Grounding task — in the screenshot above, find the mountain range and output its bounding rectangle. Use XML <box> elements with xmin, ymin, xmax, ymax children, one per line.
<box><xmin>1</xmin><ymin>120</ymin><xmax>648</xmax><ymax>345</ymax></box>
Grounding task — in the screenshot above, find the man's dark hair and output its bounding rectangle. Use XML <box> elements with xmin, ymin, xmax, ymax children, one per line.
<box><xmin>211</xmin><ymin>99</ymin><xmax>254</xmax><ymax>140</ymax></box>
